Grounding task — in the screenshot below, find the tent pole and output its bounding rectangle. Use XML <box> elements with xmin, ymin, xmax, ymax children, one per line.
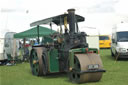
<box><xmin>50</xmin><ymin>22</ymin><xmax>52</xmax><ymax>34</ymax></box>
<box><xmin>23</xmin><ymin>38</ymin><xmax>26</xmax><ymax>48</ymax></box>
<box><xmin>37</xmin><ymin>25</ymin><xmax>39</xmax><ymax>44</ymax></box>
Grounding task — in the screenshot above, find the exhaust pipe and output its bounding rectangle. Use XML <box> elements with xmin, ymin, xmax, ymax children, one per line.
<box><xmin>67</xmin><ymin>9</ymin><xmax>76</xmax><ymax>34</ymax></box>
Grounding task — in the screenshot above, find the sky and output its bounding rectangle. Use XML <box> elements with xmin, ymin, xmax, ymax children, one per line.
<box><xmin>0</xmin><ymin>0</ymin><xmax>128</xmax><ymax>38</ymax></box>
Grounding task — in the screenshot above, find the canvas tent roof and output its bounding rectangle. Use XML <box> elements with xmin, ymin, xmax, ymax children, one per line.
<box><xmin>14</xmin><ymin>26</ymin><xmax>56</xmax><ymax>38</ymax></box>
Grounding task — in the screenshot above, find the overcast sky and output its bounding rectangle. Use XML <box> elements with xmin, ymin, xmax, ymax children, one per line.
<box><xmin>0</xmin><ymin>0</ymin><xmax>128</xmax><ymax>37</ymax></box>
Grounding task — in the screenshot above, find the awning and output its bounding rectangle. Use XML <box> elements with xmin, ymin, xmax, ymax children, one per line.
<box><xmin>14</xmin><ymin>26</ymin><xmax>56</xmax><ymax>38</ymax></box>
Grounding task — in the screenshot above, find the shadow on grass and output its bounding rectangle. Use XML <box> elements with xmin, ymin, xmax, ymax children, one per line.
<box><xmin>43</xmin><ymin>72</ymin><xmax>67</xmax><ymax>79</ymax></box>
<box><xmin>27</xmin><ymin>70</ymin><xmax>72</xmax><ymax>83</ymax></box>
<box><xmin>117</xmin><ymin>58</ymin><xmax>128</xmax><ymax>61</ymax></box>
<box><xmin>28</xmin><ymin>70</ymin><xmax>67</xmax><ymax>79</ymax></box>
<box><xmin>101</xmin><ymin>49</ymin><xmax>128</xmax><ymax>61</ymax></box>
<box><xmin>100</xmin><ymin>48</ymin><xmax>111</xmax><ymax>50</ymax></box>
<box><xmin>104</xmin><ymin>54</ymin><xmax>128</xmax><ymax>62</ymax></box>
<box><xmin>45</xmin><ymin>73</ymin><xmax>72</xmax><ymax>84</ymax></box>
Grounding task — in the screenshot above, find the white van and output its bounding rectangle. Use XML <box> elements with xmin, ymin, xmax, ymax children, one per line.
<box><xmin>111</xmin><ymin>23</ymin><xmax>128</xmax><ymax>59</ymax></box>
<box><xmin>3</xmin><ymin>32</ymin><xmax>20</xmax><ymax>62</ymax></box>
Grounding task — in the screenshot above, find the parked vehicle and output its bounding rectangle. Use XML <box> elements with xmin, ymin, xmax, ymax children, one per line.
<box><xmin>0</xmin><ymin>38</ymin><xmax>7</xmax><ymax>64</ymax></box>
<box><xmin>3</xmin><ymin>32</ymin><xmax>20</xmax><ymax>63</ymax></box>
<box><xmin>99</xmin><ymin>35</ymin><xmax>111</xmax><ymax>48</ymax></box>
<box><xmin>111</xmin><ymin>23</ymin><xmax>128</xmax><ymax>59</ymax></box>
<box><xmin>29</xmin><ymin>9</ymin><xmax>105</xmax><ymax>83</ymax></box>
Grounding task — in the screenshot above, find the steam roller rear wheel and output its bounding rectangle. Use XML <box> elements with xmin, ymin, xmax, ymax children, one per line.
<box><xmin>69</xmin><ymin>53</ymin><xmax>103</xmax><ymax>83</ymax></box>
<box><xmin>30</xmin><ymin>47</ymin><xmax>45</xmax><ymax>76</ymax></box>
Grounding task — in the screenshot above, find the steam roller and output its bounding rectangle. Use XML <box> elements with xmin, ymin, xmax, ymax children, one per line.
<box><xmin>29</xmin><ymin>9</ymin><xmax>106</xmax><ymax>83</ymax></box>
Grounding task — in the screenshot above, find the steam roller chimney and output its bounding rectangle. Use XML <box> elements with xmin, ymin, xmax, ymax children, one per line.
<box><xmin>67</xmin><ymin>9</ymin><xmax>76</xmax><ymax>34</ymax></box>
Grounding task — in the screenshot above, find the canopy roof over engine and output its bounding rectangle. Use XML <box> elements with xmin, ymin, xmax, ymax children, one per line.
<box><xmin>30</xmin><ymin>14</ymin><xmax>85</xmax><ymax>27</ymax></box>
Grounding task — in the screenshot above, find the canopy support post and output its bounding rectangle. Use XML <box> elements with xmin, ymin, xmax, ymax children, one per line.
<box><xmin>50</xmin><ymin>22</ymin><xmax>52</xmax><ymax>34</ymax></box>
<box><xmin>37</xmin><ymin>25</ymin><xmax>39</xmax><ymax>44</ymax></box>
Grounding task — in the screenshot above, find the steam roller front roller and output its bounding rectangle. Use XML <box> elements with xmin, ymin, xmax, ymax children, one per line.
<box><xmin>69</xmin><ymin>53</ymin><xmax>105</xmax><ymax>83</ymax></box>
<box><xmin>30</xmin><ymin>47</ymin><xmax>47</xmax><ymax>76</ymax></box>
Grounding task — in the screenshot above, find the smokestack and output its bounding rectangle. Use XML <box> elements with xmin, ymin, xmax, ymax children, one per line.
<box><xmin>67</xmin><ymin>9</ymin><xmax>76</xmax><ymax>34</ymax></box>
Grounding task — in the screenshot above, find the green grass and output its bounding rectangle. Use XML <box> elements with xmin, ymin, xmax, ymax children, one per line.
<box><xmin>0</xmin><ymin>49</ymin><xmax>128</xmax><ymax>85</ymax></box>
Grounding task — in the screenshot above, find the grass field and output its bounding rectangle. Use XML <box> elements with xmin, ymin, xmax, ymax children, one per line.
<box><xmin>0</xmin><ymin>49</ymin><xmax>128</xmax><ymax>85</ymax></box>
